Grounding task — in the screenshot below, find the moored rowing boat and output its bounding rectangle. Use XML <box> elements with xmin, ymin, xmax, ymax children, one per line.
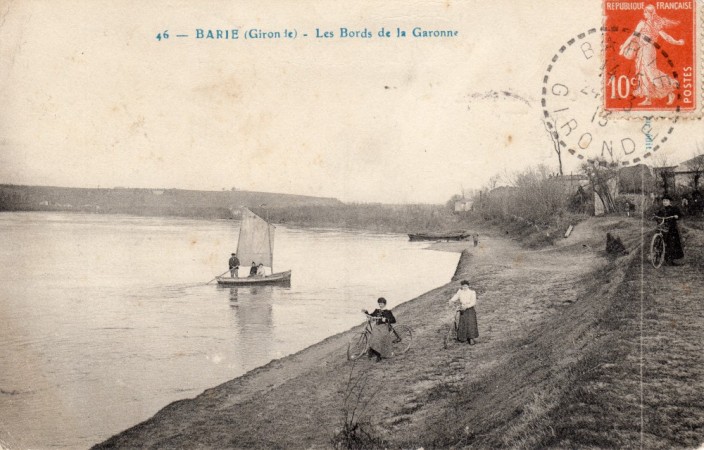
<box><xmin>408</xmin><ymin>231</ymin><xmax>471</xmax><ymax>241</ymax></box>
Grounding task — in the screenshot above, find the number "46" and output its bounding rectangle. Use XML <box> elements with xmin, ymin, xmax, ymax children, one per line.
<box><xmin>156</xmin><ymin>30</ymin><xmax>169</xmax><ymax>41</ymax></box>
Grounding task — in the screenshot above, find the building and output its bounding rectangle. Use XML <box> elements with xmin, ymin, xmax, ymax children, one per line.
<box><xmin>672</xmin><ymin>154</ymin><xmax>704</xmax><ymax>190</ymax></box>
<box><xmin>618</xmin><ymin>164</ymin><xmax>655</xmax><ymax>194</ymax></box>
<box><xmin>454</xmin><ymin>199</ymin><xmax>473</xmax><ymax>212</ymax></box>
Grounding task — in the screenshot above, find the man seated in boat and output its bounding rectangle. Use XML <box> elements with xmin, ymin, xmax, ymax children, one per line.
<box><xmin>249</xmin><ymin>262</ymin><xmax>258</xmax><ymax>277</ymax></box>
<box><xmin>256</xmin><ymin>263</ymin><xmax>266</xmax><ymax>276</ymax></box>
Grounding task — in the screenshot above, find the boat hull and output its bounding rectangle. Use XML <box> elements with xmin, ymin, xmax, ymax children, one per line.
<box><xmin>408</xmin><ymin>232</ymin><xmax>471</xmax><ymax>242</ymax></box>
<box><xmin>216</xmin><ymin>270</ymin><xmax>292</xmax><ymax>286</ymax></box>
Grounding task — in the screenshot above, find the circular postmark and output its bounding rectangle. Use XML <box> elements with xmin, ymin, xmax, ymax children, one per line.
<box><xmin>541</xmin><ymin>27</ymin><xmax>679</xmax><ymax>167</ymax></box>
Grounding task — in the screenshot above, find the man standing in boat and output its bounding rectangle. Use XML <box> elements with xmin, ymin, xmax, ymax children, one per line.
<box><xmin>228</xmin><ymin>253</ymin><xmax>240</xmax><ymax>278</ymax></box>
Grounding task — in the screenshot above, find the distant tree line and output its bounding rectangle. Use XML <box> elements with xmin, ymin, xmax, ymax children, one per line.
<box><xmin>252</xmin><ymin>203</ymin><xmax>457</xmax><ymax>233</ymax></box>
<box><xmin>0</xmin><ymin>184</ymin><xmax>461</xmax><ymax>233</ymax></box>
<box><xmin>467</xmin><ymin>154</ymin><xmax>704</xmax><ymax>245</ymax></box>
<box><xmin>0</xmin><ymin>185</ymin><xmax>341</xmax><ymax>219</ymax></box>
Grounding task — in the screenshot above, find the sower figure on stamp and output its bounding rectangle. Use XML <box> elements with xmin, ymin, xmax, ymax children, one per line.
<box><xmin>228</xmin><ymin>253</ymin><xmax>239</xmax><ymax>278</ymax></box>
<box><xmin>449</xmin><ymin>280</ymin><xmax>479</xmax><ymax>345</ymax></box>
<box><xmin>655</xmin><ymin>195</ymin><xmax>685</xmax><ymax>266</ymax></box>
<box><xmin>618</xmin><ymin>5</ymin><xmax>685</xmax><ymax>106</ymax></box>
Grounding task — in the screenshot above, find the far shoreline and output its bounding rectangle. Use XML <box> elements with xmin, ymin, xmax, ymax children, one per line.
<box><xmin>1</xmin><ymin>208</ymin><xmax>485</xmax><ymax>242</ymax></box>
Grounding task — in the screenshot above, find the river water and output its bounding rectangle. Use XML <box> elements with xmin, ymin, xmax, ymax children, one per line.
<box><xmin>0</xmin><ymin>212</ymin><xmax>459</xmax><ymax>449</ymax></box>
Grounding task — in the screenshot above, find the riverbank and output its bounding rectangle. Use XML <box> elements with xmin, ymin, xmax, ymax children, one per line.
<box><xmin>1</xmin><ymin>184</ymin><xmax>465</xmax><ymax>235</ymax></box>
<box><xmin>94</xmin><ymin>217</ymin><xmax>704</xmax><ymax>449</ymax></box>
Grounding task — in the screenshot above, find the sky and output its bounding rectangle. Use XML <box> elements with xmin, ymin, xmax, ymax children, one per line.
<box><xmin>1</xmin><ymin>0</ymin><xmax>702</xmax><ymax>204</ymax></box>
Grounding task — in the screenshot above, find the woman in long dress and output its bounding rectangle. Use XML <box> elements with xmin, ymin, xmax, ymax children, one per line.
<box><xmin>619</xmin><ymin>5</ymin><xmax>685</xmax><ymax>106</ymax></box>
<box><xmin>655</xmin><ymin>196</ymin><xmax>685</xmax><ymax>265</ymax></box>
<box><xmin>449</xmin><ymin>280</ymin><xmax>479</xmax><ymax>345</ymax></box>
<box><xmin>363</xmin><ymin>297</ymin><xmax>396</xmax><ymax>361</ymax></box>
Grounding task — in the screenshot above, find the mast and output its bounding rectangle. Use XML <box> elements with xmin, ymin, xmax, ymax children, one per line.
<box><xmin>264</xmin><ymin>204</ymin><xmax>273</xmax><ymax>273</ymax></box>
<box><xmin>236</xmin><ymin>207</ymin><xmax>245</xmax><ymax>256</ymax></box>
<box><xmin>268</xmin><ymin>223</ymin><xmax>273</xmax><ymax>272</ymax></box>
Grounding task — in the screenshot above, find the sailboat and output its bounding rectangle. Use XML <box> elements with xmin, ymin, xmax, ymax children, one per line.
<box><xmin>216</xmin><ymin>207</ymin><xmax>292</xmax><ymax>286</ymax></box>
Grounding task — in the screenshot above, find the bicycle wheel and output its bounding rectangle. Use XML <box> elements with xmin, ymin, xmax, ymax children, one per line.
<box><xmin>390</xmin><ymin>325</ymin><xmax>412</xmax><ymax>356</ymax></box>
<box><xmin>347</xmin><ymin>332</ymin><xmax>368</xmax><ymax>360</ymax></box>
<box><xmin>443</xmin><ymin>320</ymin><xmax>458</xmax><ymax>349</ymax></box>
<box><xmin>650</xmin><ymin>233</ymin><xmax>665</xmax><ymax>268</ymax></box>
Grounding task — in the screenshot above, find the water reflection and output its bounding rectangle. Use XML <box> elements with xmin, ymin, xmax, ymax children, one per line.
<box><xmin>228</xmin><ymin>287</ymin><xmax>239</xmax><ymax>305</ymax></box>
<box><xmin>223</xmin><ymin>284</ymin><xmax>292</xmax><ymax>306</ymax></box>
<box><xmin>222</xmin><ymin>286</ymin><xmax>282</xmax><ymax>370</ymax></box>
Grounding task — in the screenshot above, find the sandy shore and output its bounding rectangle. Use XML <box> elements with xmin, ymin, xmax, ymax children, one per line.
<box><xmin>94</xmin><ymin>217</ymin><xmax>704</xmax><ymax>448</ymax></box>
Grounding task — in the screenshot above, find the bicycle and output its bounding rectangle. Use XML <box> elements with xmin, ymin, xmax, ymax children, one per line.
<box><xmin>443</xmin><ymin>311</ymin><xmax>460</xmax><ymax>349</ymax></box>
<box><xmin>347</xmin><ymin>314</ymin><xmax>413</xmax><ymax>360</ymax></box>
<box><xmin>650</xmin><ymin>215</ymin><xmax>675</xmax><ymax>268</ymax></box>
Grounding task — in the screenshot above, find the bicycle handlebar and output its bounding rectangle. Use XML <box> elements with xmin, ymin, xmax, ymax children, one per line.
<box><xmin>653</xmin><ymin>215</ymin><xmax>679</xmax><ymax>227</ymax></box>
<box><xmin>361</xmin><ymin>312</ymin><xmax>396</xmax><ymax>325</ymax></box>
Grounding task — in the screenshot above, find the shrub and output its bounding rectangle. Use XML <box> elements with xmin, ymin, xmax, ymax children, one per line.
<box><xmin>330</xmin><ymin>362</ymin><xmax>386</xmax><ymax>449</ymax></box>
<box><xmin>473</xmin><ymin>166</ymin><xmax>577</xmax><ymax>234</ymax></box>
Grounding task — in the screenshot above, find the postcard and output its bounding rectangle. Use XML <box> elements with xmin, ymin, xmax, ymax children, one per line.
<box><xmin>1</xmin><ymin>0</ymin><xmax>702</xmax><ymax>448</ymax></box>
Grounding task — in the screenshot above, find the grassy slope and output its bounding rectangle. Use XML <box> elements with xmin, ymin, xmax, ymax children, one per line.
<box><xmin>403</xmin><ymin>219</ymin><xmax>635</xmax><ymax>448</ymax></box>
<box><xmin>538</xmin><ymin>221</ymin><xmax>704</xmax><ymax>449</ymax></box>
<box><xmin>93</xmin><ymin>217</ymin><xmax>703</xmax><ymax>449</ymax></box>
<box><xmin>428</xmin><ymin>218</ymin><xmax>703</xmax><ymax>450</ymax></box>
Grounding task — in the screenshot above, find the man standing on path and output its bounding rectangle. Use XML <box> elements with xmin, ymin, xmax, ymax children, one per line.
<box><xmin>228</xmin><ymin>253</ymin><xmax>240</xmax><ymax>278</ymax></box>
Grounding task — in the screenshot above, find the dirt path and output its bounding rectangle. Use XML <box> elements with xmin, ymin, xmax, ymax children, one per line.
<box><xmin>95</xmin><ymin>217</ymin><xmax>700</xmax><ymax>449</ymax></box>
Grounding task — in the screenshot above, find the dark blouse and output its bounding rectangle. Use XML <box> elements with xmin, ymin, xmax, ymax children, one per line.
<box><xmin>369</xmin><ymin>309</ymin><xmax>396</xmax><ymax>325</ymax></box>
<box><xmin>655</xmin><ymin>205</ymin><xmax>682</xmax><ymax>232</ymax></box>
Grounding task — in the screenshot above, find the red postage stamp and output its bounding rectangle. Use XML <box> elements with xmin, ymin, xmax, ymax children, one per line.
<box><xmin>603</xmin><ymin>0</ymin><xmax>700</xmax><ymax>115</ymax></box>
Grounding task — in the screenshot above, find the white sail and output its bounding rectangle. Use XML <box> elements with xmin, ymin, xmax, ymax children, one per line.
<box><xmin>236</xmin><ymin>208</ymin><xmax>275</xmax><ymax>269</ymax></box>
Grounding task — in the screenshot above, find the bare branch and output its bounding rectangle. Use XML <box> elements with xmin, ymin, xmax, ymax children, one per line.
<box><xmin>543</xmin><ymin>118</ymin><xmax>564</xmax><ymax>176</ymax></box>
